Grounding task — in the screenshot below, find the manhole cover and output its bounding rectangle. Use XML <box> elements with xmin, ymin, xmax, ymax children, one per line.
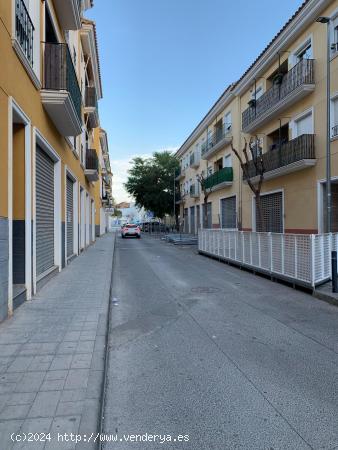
<box><xmin>191</xmin><ymin>287</ymin><xmax>220</xmax><ymax>294</ymax></box>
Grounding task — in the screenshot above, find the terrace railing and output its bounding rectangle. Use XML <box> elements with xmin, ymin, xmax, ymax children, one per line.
<box><xmin>242</xmin><ymin>59</ymin><xmax>314</xmax><ymax>131</ymax></box>
<box><xmin>243</xmin><ymin>134</ymin><xmax>315</xmax><ymax>179</ymax></box>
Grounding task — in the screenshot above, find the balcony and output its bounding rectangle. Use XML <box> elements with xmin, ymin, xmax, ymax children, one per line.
<box><xmin>84</xmin><ymin>148</ymin><xmax>99</xmax><ymax>181</ymax></box>
<box><xmin>15</xmin><ymin>0</ymin><xmax>34</xmax><ymax>67</ymax></box>
<box><xmin>201</xmin><ymin>127</ymin><xmax>232</xmax><ymax>160</ymax></box>
<box><xmin>243</xmin><ymin>134</ymin><xmax>316</xmax><ymax>183</ymax></box>
<box><xmin>190</xmin><ymin>152</ymin><xmax>200</xmax><ymax>169</ymax></box>
<box><xmin>175</xmin><ymin>167</ymin><xmax>185</xmax><ymax>181</ymax></box>
<box><xmin>53</xmin><ymin>0</ymin><xmax>82</xmax><ymax>30</ymax></box>
<box><xmin>85</xmin><ymin>86</ymin><xmax>99</xmax><ymax>129</ymax></box>
<box><xmin>333</xmin><ymin>125</ymin><xmax>338</xmax><ymax>139</ymax></box>
<box><xmin>204</xmin><ymin>167</ymin><xmax>233</xmax><ymax>191</ymax></box>
<box><xmin>41</xmin><ymin>43</ymin><xmax>82</xmax><ymax>137</ymax></box>
<box><xmin>190</xmin><ymin>185</ymin><xmax>200</xmax><ymax>198</ymax></box>
<box><xmin>242</xmin><ymin>59</ymin><xmax>315</xmax><ymax>133</ymax></box>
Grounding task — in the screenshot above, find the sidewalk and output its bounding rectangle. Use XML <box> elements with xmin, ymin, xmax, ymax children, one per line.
<box><xmin>0</xmin><ymin>233</ymin><xmax>115</xmax><ymax>450</ymax></box>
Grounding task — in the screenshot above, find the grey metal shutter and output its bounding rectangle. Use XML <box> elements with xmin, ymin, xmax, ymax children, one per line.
<box><xmin>190</xmin><ymin>206</ymin><xmax>195</xmax><ymax>234</ymax></box>
<box><xmin>36</xmin><ymin>146</ymin><xmax>54</xmax><ymax>276</ymax></box>
<box><xmin>202</xmin><ymin>203</ymin><xmax>212</xmax><ymax>228</ymax></box>
<box><xmin>184</xmin><ymin>208</ymin><xmax>189</xmax><ymax>233</ymax></box>
<box><xmin>257</xmin><ymin>192</ymin><xmax>283</xmax><ymax>233</ymax></box>
<box><xmin>196</xmin><ymin>205</ymin><xmax>201</xmax><ymax>229</ymax></box>
<box><xmin>221</xmin><ymin>196</ymin><xmax>236</xmax><ymax>229</ymax></box>
<box><xmin>66</xmin><ymin>176</ymin><xmax>74</xmax><ymax>257</ymax></box>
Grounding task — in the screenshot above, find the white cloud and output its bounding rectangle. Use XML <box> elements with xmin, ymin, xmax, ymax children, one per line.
<box><xmin>110</xmin><ymin>147</ymin><xmax>178</xmax><ymax>203</ymax></box>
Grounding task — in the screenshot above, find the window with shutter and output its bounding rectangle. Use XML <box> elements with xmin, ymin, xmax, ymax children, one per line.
<box><xmin>256</xmin><ymin>192</ymin><xmax>283</xmax><ymax>233</ymax></box>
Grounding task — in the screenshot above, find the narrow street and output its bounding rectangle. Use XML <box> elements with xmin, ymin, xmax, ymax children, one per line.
<box><xmin>103</xmin><ymin>235</ymin><xmax>338</xmax><ymax>450</ymax></box>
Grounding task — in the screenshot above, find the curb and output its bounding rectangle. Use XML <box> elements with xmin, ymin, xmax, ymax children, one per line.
<box><xmin>98</xmin><ymin>232</ymin><xmax>117</xmax><ymax>449</ymax></box>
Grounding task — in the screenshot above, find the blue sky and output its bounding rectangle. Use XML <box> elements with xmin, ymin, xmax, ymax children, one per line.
<box><xmin>87</xmin><ymin>0</ymin><xmax>304</xmax><ymax>202</ymax></box>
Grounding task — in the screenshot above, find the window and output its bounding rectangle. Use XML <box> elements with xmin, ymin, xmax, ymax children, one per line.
<box><xmin>221</xmin><ymin>196</ymin><xmax>236</xmax><ymax>229</ymax></box>
<box><xmin>293</xmin><ymin>110</ymin><xmax>313</xmax><ymax>137</ymax></box>
<box><xmin>223</xmin><ymin>112</ymin><xmax>232</xmax><ymax>131</ymax></box>
<box><xmin>256</xmin><ymin>192</ymin><xmax>283</xmax><ymax>233</ymax></box>
<box><xmin>207</xmin><ymin>130</ymin><xmax>213</xmax><ymax>147</ymax></box>
<box><xmin>297</xmin><ymin>43</ymin><xmax>312</xmax><ymax>61</ymax></box>
<box><xmin>251</xmin><ymin>85</ymin><xmax>263</xmax><ymax>100</ymax></box>
<box><xmin>292</xmin><ymin>38</ymin><xmax>313</xmax><ymax>65</ymax></box>
<box><xmin>330</xmin><ymin>13</ymin><xmax>338</xmax><ymax>53</ymax></box>
<box><xmin>331</xmin><ymin>96</ymin><xmax>338</xmax><ymax>137</ymax></box>
<box><xmin>224</xmin><ymin>154</ymin><xmax>232</xmax><ymax>167</ymax></box>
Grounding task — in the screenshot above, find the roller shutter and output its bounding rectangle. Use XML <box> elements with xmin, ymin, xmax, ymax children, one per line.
<box><xmin>184</xmin><ymin>208</ymin><xmax>189</xmax><ymax>233</ymax></box>
<box><xmin>221</xmin><ymin>196</ymin><xmax>236</xmax><ymax>229</ymax></box>
<box><xmin>190</xmin><ymin>206</ymin><xmax>195</xmax><ymax>234</ymax></box>
<box><xmin>196</xmin><ymin>205</ymin><xmax>201</xmax><ymax>230</ymax></box>
<box><xmin>202</xmin><ymin>202</ymin><xmax>212</xmax><ymax>228</ymax></box>
<box><xmin>36</xmin><ymin>146</ymin><xmax>54</xmax><ymax>276</ymax></box>
<box><xmin>66</xmin><ymin>176</ymin><xmax>74</xmax><ymax>257</ymax></box>
<box><xmin>256</xmin><ymin>192</ymin><xmax>283</xmax><ymax>233</ymax></box>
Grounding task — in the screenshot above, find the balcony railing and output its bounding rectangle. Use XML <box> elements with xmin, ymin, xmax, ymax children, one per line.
<box><xmin>204</xmin><ymin>167</ymin><xmax>233</xmax><ymax>190</ymax></box>
<box><xmin>15</xmin><ymin>0</ymin><xmax>34</xmax><ymax>66</ymax></box>
<box><xmin>333</xmin><ymin>125</ymin><xmax>338</xmax><ymax>138</ymax></box>
<box><xmin>201</xmin><ymin>126</ymin><xmax>232</xmax><ymax>158</ymax></box>
<box><xmin>243</xmin><ymin>134</ymin><xmax>315</xmax><ymax>179</ymax></box>
<box><xmin>43</xmin><ymin>43</ymin><xmax>82</xmax><ymax>124</ymax></box>
<box><xmin>242</xmin><ymin>59</ymin><xmax>314</xmax><ymax>131</ymax></box>
<box><xmin>85</xmin><ymin>86</ymin><xmax>98</xmax><ymax>109</ymax></box>
<box><xmin>86</xmin><ymin>148</ymin><xmax>99</xmax><ymax>171</ymax></box>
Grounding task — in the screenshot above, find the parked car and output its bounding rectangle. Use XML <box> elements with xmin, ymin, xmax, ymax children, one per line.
<box><xmin>121</xmin><ymin>224</ymin><xmax>141</xmax><ymax>239</ymax></box>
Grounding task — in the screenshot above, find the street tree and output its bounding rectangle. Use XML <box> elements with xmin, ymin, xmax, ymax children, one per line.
<box><xmin>230</xmin><ymin>137</ymin><xmax>266</xmax><ymax>231</ymax></box>
<box><xmin>125</xmin><ymin>151</ymin><xmax>179</xmax><ymax>219</ymax></box>
<box><xmin>196</xmin><ymin>165</ymin><xmax>213</xmax><ymax>228</ymax></box>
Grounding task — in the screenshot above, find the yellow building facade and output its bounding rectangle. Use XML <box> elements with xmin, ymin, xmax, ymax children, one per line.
<box><xmin>0</xmin><ymin>0</ymin><xmax>113</xmax><ymax>322</ymax></box>
<box><xmin>177</xmin><ymin>0</ymin><xmax>338</xmax><ymax>239</ymax></box>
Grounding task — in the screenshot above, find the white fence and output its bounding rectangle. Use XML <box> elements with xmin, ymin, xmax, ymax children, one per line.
<box><xmin>198</xmin><ymin>229</ymin><xmax>338</xmax><ymax>287</ymax></box>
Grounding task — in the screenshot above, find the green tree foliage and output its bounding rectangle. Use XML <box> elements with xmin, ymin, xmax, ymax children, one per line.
<box><xmin>125</xmin><ymin>151</ymin><xmax>179</xmax><ymax>218</ymax></box>
<box><xmin>113</xmin><ymin>209</ymin><xmax>122</xmax><ymax>218</ymax></box>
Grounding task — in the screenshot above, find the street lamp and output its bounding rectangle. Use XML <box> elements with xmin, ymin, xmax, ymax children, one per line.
<box><xmin>317</xmin><ymin>16</ymin><xmax>332</xmax><ymax>232</ymax></box>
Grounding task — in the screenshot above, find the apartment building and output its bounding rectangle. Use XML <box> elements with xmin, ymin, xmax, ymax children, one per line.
<box><xmin>176</xmin><ymin>0</ymin><xmax>338</xmax><ymax>237</ymax></box>
<box><xmin>0</xmin><ymin>0</ymin><xmax>113</xmax><ymax>323</ymax></box>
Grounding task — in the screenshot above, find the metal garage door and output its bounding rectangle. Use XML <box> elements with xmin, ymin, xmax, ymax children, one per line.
<box><xmin>196</xmin><ymin>205</ymin><xmax>201</xmax><ymax>230</ymax></box>
<box><xmin>190</xmin><ymin>206</ymin><xmax>195</xmax><ymax>234</ymax></box>
<box><xmin>221</xmin><ymin>196</ymin><xmax>236</xmax><ymax>229</ymax></box>
<box><xmin>202</xmin><ymin>202</ymin><xmax>212</xmax><ymax>228</ymax></box>
<box><xmin>256</xmin><ymin>192</ymin><xmax>283</xmax><ymax>233</ymax></box>
<box><xmin>184</xmin><ymin>208</ymin><xmax>189</xmax><ymax>233</ymax></box>
<box><xmin>36</xmin><ymin>146</ymin><xmax>54</xmax><ymax>276</ymax></box>
<box><xmin>66</xmin><ymin>176</ymin><xmax>74</xmax><ymax>257</ymax></box>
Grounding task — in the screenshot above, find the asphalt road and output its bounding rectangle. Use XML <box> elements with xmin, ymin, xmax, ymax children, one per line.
<box><xmin>102</xmin><ymin>235</ymin><xmax>338</xmax><ymax>450</ymax></box>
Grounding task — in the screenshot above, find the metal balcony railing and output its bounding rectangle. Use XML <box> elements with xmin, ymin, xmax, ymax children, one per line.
<box><xmin>43</xmin><ymin>43</ymin><xmax>82</xmax><ymax>124</ymax></box>
<box><xmin>333</xmin><ymin>125</ymin><xmax>338</xmax><ymax>138</ymax></box>
<box><xmin>86</xmin><ymin>148</ymin><xmax>99</xmax><ymax>171</ymax></box>
<box><xmin>242</xmin><ymin>59</ymin><xmax>314</xmax><ymax>130</ymax></box>
<box><xmin>204</xmin><ymin>167</ymin><xmax>233</xmax><ymax>190</ymax></box>
<box><xmin>15</xmin><ymin>0</ymin><xmax>34</xmax><ymax>66</ymax></box>
<box><xmin>243</xmin><ymin>134</ymin><xmax>315</xmax><ymax>179</ymax></box>
<box><xmin>201</xmin><ymin>126</ymin><xmax>232</xmax><ymax>156</ymax></box>
<box><xmin>85</xmin><ymin>86</ymin><xmax>98</xmax><ymax>109</ymax></box>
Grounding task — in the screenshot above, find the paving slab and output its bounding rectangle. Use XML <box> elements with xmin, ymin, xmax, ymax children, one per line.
<box><xmin>0</xmin><ymin>233</ymin><xmax>115</xmax><ymax>449</ymax></box>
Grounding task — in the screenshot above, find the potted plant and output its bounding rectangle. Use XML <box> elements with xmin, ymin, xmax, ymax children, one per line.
<box><xmin>248</xmin><ymin>98</ymin><xmax>256</xmax><ymax>108</ymax></box>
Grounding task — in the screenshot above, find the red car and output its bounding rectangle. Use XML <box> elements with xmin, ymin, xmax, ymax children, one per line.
<box><xmin>121</xmin><ymin>224</ymin><xmax>141</xmax><ymax>238</ymax></box>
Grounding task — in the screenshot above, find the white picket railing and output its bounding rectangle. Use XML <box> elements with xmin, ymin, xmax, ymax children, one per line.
<box><xmin>198</xmin><ymin>229</ymin><xmax>338</xmax><ymax>287</ymax></box>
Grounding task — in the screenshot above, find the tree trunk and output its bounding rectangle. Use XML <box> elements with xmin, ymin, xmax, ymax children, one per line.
<box><xmin>255</xmin><ymin>193</ymin><xmax>265</xmax><ymax>232</ymax></box>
